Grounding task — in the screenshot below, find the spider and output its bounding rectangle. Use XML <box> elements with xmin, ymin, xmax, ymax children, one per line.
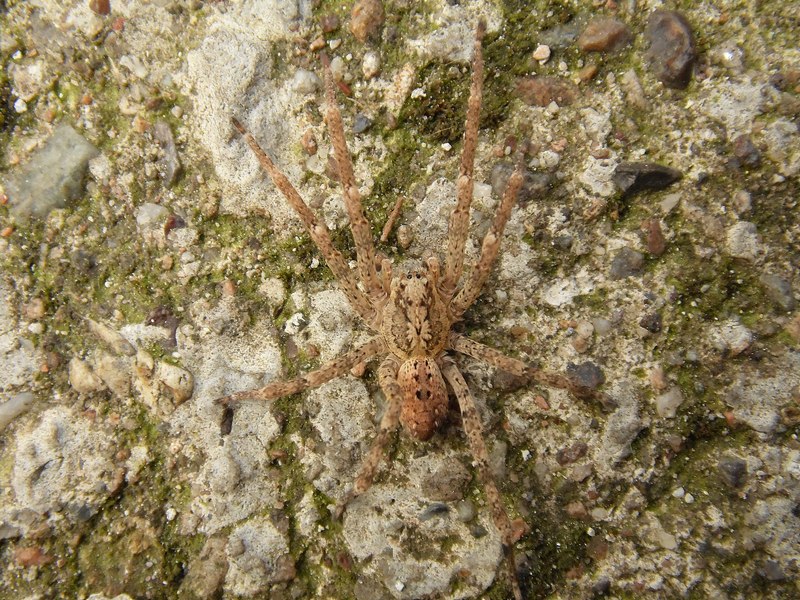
<box><xmin>223</xmin><ymin>20</ymin><xmax>602</xmax><ymax>600</ymax></box>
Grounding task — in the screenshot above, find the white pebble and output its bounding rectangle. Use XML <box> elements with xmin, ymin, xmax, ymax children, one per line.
<box><xmin>672</xmin><ymin>487</ymin><xmax>685</xmax><ymax>498</ymax></box>
<box><xmin>14</xmin><ymin>98</ymin><xmax>27</xmax><ymax>113</ymax></box>
<box><xmin>684</xmin><ymin>493</ymin><xmax>695</xmax><ymax>504</ymax></box>
<box><xmin>362</xmin><ymin>51</ymin><xmax>381</xmax><ymax>79</ymax></box>
<box><xmin>533</xmin><ymin>44</ymin><xmax>551</xmax><ymax>62</ymax></box>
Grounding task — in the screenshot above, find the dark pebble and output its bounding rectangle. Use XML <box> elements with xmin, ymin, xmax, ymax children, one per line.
<box><xmin>645</xmin><ymin>10</ymin><xmax>696</xmax><ymax>89</ymax></box>
<box><xmin>419</xmin><ymin>503</ymin><xmax>449</xmax><ymax>521</ymax></box>
<box><xmin>718</xmin><ymin>456</ymin><xmax>747</xmax><ymax>488</ymax></box>
<box><xmin>353</xmin><ymin>114</ymin><xmax>373</xmax><ymax>134</ymax></box>
<box><xmin>577</xmin><ymin>17</ymin><xmax>632</xmax><ymax>53</ymax></box>
<box><xmin>639</xmin><ymin>312</ymin><xmax>662</xmax><ymax>333</ymax></box>
<box><xmin>516</xmin><ymin>76</ymin><xmax>577</xmax><ymax>106</ymax></box>
<box><xmin>613</xmin><ymin>161</ymin><xmax>682</xmax><ymax>196</ymax></box>
<box><xmin>609</xmin><ymin>247</ymin><xmax>644</xmax><ymax>280</ymax></box>
<box><xmin>730</xmin><ymin>134</ymin><xmax>761</xmax><ymax>168</ymax></box>
<box><xmin>556</xmin><ymin>441</ymin><xmax>588</xmax><ymax>466</ymax></box>
<box><xmin>470</xmin><ymin>523</ymin><xmax>488</xmax><ymax>538</ymax></box>
<box><xmin>490</xmin><ymin>161</ymin><xmax>552</xmax><ymax>207</ymax></box>
<box><xmin>759</xmin><ymin>273</ymin><xmax>795</xmax><ymax>311</ymax></box>
<box><xmin>567</xmin><ymin>361</ymin><xmax>605</xmax><ymax>391</ymax></box>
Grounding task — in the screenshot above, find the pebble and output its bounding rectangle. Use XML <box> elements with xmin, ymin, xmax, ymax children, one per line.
<box><xmin>153</xmin><ymin>121</ymin><xmax>182</xmax><ymax>186</ymax></box>
<box><xmin>352</xmin><ymin>114</ymin><xmax>372</xmax><ymax>134</ymax></box>
<box><xmin>565</xmin><ymin>501</ymin><xmax>588</xmax><ymax>519</ymax></box>
<box><xmin>609</xmin><ymin>247</ymin><xmax>644</xmax><ymax>280</ymax></box>
<box><xmin>136</xmin><ymin>202</ymin><xmax>169</xmax><ymax>229</ymax></box>
<box><xmin>731</xmin><ymin>189</ymin><xmax>751</xmax><ymax>214</ymax></box>
<box><xmin>4</xmin><ymin>125</ymin><xmax>99</xmax><ymax>220</ymax></box>
<box><xmin>0</xmin><ymin>392</ymin><xmax>35</xmax><ymax>431</ymax></box>
<box><xmin>613</xmin><ymin>161</ymin><xmax>682</xmax><ymax>196</ymax></box>
<box><xmin>456</xmin><ymin>499</ymin><xmax>476</xmax><ymax>522</ymax></box>
<box><xmin>320</xmin><ymin>13</ymin><xmax>340</xmax><ymax>33</ymax></box>
<box><xmin>532</xmin><ymin>44</ymin><xmax>551</xmax><ymax>62</ymax></box>
<box><xmin>301</xmin><ymin>130</ymin><xmax>318</xmax><ymax>155</ymax></box>
<box><xmin>718</xmin><ymin>455</ymin><xmax>747</xmax><ymax>488</ymax></box>
<box><xmin>620</xmin><ymin>69</ymin><xmax>649</xmax><ymax>111</ymax></box>
<box><xmin>649</xmin><ymin>364</ymin><xmax>667</xmax><ymax>392</ymax></box>
<box><xmin>556</xmin><ymin>441</ymin><xmax>588</xmax><ymax>465</ymax></box>
<box><xmin>69</xmin><ymin>357</ymin><xmax>105</xmax><ymax>394</ymax></box>
<box><xmin>566</xmin><ymin>361</ymin><xmax>606</xmax><ymax>392</ymax></box>
<box><xmin>490</xmin><ymin>161</ymin><xmax>552</xmax><ymax>207</ymax></box>
<box><xmin>362</xmin><ymin>51</ymin><xmax>380</xmax><ymax>79</ymax></box>
<box><xmin>656</xmin><ymin>386</ymin><xmax>684</xmax><ymax>418</ymax></box>
<box><xmin>730</xmin><ymin>134</ymin><xmax>761</xmax><ymax>168</ymax></box>
<box><xmin>350</xmin><ymin>0</ymin><xmax>384</xmax><ymax>43</ymax></box>
<box><xmin>516</xmin><ymin>76</ymin><xmax>577</xmax><ymax>106</ymax></box>
<box><xmin>86</xmin><ymin>318</ymin><xmax>136</xmax><ymax>356</ymax></box>
<box><xmin>155</xmin><ymin>362</ymin><xmax>194</xmax><ymax>404</ymax></box>
<box><xmin>577</xmin><ymin>17</ymin><xmax>632</xmax><ymax>53</ymax></box>
<box><xmin>642</xmin><ymin>218</ymin><xmax>666</xmax><ymax>256</ymax></box>
<box><xmin>645</xmin><ymin>10</ymin><xmax>696</xmax><ymax>89</ymax></box>
<box><xmin>710</xmin><ymin>320</ymin><xmax>753</xmax><ymax>356</ymax></box>
<box><xmin>292</xmin><ymin>69</ymin><xmax>321</xmax><ymax>94</ymax></box>
<box><xmin>759</xmin><ymin>273</ymin><xmax>795</xmax><ymax>311</ymax></box>
<box><xmin>639</xmin><ymin>312</ymin><xmax>662</xmax><ymax>333</ymax></box>
<box><xmin>725</xmin><ymin>221</ymin><xmax>762</xmax><ymax>260</ymax></box>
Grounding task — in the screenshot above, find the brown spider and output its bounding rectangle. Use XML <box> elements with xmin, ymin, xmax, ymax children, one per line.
<box><xmin>223</xmin><ymin>20</ymin><xmax>601</xmax><ymax>600</ymax></box>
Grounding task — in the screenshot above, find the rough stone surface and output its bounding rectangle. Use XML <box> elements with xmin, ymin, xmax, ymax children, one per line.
<box><xmin>4</xmin><ymin>125</ymin><xmax>99</xmax><ymax>220</ymax></box>
<box><xmin>2</xmin><ymin>1</ymin><xmax>800</xmax><ymax>598</ymax></box>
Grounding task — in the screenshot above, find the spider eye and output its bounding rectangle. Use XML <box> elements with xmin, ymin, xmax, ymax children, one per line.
<box><xmin>407</xmin><ymin>274</ymin><xmax>412</xmax><ymax>280</ymax></box>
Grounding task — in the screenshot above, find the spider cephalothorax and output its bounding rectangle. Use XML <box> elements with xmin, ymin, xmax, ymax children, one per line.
<box><xmin>222</xmin><ymin>20</ymin><xmax>604</xmax><ymax>600</ymax></box>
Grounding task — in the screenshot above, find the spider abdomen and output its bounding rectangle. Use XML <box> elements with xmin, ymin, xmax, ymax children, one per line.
<box><xmin>397</xmin><ymin>357</ymin><xmax>448</xmax><ymax>441</ymax></box>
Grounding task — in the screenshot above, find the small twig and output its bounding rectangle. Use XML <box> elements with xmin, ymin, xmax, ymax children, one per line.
<box><xmin>380</xmin><ymin>196</ymin><xmax>405</xmax><ymax>242</ymax></box>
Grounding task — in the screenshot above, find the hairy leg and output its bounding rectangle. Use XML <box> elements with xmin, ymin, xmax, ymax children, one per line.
<box><xmin>452</xmin><ymin>161</ymin><xmax>524</xmax><ymax>316</ymax></box>
<box><xmin>231</xmin><ymin>118</ymin><xmax>376</xmax><ymax>324</ymax></box>
<box><xmin>218</xmin><ymin>337</ymin><xmax>385</xmax><ymax>405</ymax></box>
<box><xmin>449</xmin><ymin>332</ymin><xmax>605</xmax><ymax>400</ymax></box>
<box><xmin>440</xmin><ymin>359</ymin><xmax>523</xmax><ymax>600</ymax></box>
<box><xmin>321</xmin><ymin>57</ymin><xmax>383</xmax><ymax>300</ymax></box>
<box><xmin>441</xmin><ymin>19</ymin><xmax>486</xmax><ymax>297</ymax></box>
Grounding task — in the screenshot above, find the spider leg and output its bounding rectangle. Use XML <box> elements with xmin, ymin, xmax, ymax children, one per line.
<box><xmin>452</xmin><ymin>160</ymin><xmax>524</xmax><ymax>316</ymax></box>
<box><xmin>442</xmin><ymin>19</ymin><xmax>487</xmax><ymax>297</ymax></box>
<box><xmin>449</xmin><ymin>332</ymin><xmax>606</xmax><ymax>400</ymax></box>
<box><xmin>334</xmin><ymin>355</ymin><xmax>402</xmax><ymax>518</ymax></box>
<box><xmin>440</xmin><ymin>359</ymin><xmax>524</xmax><ymax>600</ymax></box>
<box><xmin>218</xmin><ymin>337</ymin><xmax>385</xmax><ymax>405</ymax></box>
<box><xmin>231</xmin><ymin>118</ymin><xmax>376</xmax><ymax>324</ymax></box>
<box><xmin>321</xmin><ymin>57</ymin><xmax>383</xmax><ymax>301</ymax></box>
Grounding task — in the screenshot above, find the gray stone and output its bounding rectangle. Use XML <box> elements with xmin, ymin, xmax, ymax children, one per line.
<box><xmin>0</xmin><ymin>391</ymin><xmax>35</xmax><ymax>431</ymax></box>
<box><xmin>5</xmin><ymin>125</ymin><xmax>98</xmax><ymax>220</ymax></box>
<box><xmin>718</xmin><ymin>456</ymin><xmax>747</xmax><ymax>488</ymax></box>
<box><xmin>656</xmin><ymin>386</ymin><xmax>684</xmax><ymax>418</ymax></box>
<box><xmin>759</xmin><ymin>273</ymin><xmax>795</xmax><ymax>311</ymax></box>
<box><xmin>153</xmin><ymin>120</ymin><xmax>182</xmax><ymax>186</ymax></box>
<box><xmin>725</xmin><ymin>221</ymin><xmax>762</xmax><ymax>261</ymax></box>
<box><xmin>609</xmin><ymin>247</ymin><xmax>644</xmax><ymax>280</ymax></box>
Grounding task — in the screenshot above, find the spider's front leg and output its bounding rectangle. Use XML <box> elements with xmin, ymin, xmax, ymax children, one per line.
<box><xmin>230</xmin><ymin>118</ymin><xmax>376</xmax><ymax>323</ymax></box>
<box><xmin>440</xmin><ymin>359</ymin><xmax>524</xmax><ymax>600</ymax></box>
<box><xmin>442</xmin><ymin>19</ymin><xmax>486</xmax><ymax>297</ymax></box>
<box><xmin>321</xmin><ymin>55</ymin><xmax>384</xmax><ymax>302</ymax></box>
